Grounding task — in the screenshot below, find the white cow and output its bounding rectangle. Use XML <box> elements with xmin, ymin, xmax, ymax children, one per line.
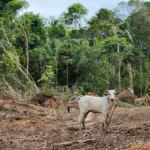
<box><xmin>78</xmin><ymin>90</ymin><xmax>118</xmax><ymax>130</ymax></box>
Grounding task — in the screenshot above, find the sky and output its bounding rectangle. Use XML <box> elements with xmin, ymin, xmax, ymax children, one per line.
<box><xmin>22</xmin><ymin>0</ymin><xmax>128</xmax><ymax>19</ymax></box>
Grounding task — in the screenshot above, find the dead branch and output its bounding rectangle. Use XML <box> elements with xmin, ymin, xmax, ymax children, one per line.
<box><xmin>95</xmin><ymin>105</ymin><xmax>117</xmax><ymax>149</ymax></box>
<box><xmin>73</xmin><ymin>92</ymin><xmax>83</xmax><ymax>96</ymax></box>
<box><xmin>53</xmin><ymin>139</ymin><xmax>96</xmax><ymax>147</ymax></box>
<box><xmin>69</xmin><ymin>95</ymin><xmax>76</xmax><ymax>101</ymax></box>
<box><xmin>146</xmin><ymin>93</ymin><xmax>150</xmax><ymax>101</ymax></box>
<box><xmin>1</xmin><ymin>21</ymin><xmax>39</xmax><ymax>92</ymax></box>
<box><xmin>13</xmin><ymin>75</ymin><xmax>26</xmax><ymax>89</ymax></box>
<box><xmin>2</xmin><ymin>76</ymin><xmax>16</xmax><ymax>94</ymax></box>
<box><xmin>106</xmin><ymin>105</ymin><xmax>117</xmax><ymax>132</ymax></box>
<box><xmin>2</xmin><ymin>76</ymin><xmax>22</xmax><ymax>100</ymax></box>
<box><xmin>1</xmin><ymin>44</ymin><xmax>39</xmax><ymax>92</ymax></box>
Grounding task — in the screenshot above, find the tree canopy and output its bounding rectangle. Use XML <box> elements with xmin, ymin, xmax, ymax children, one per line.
<box><xmin>0</xmin><ymin>0</ymin><xmax>150</xmax><ymax>97</ymax></box>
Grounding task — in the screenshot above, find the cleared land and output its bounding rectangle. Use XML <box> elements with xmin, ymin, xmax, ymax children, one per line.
<box><xmin>0</xmin><ymin>99</ymin><xmax>150</xmax><ymax>150</ymax></box>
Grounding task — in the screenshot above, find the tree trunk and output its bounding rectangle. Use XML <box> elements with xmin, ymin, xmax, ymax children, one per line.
<box><xmin>144</xmin><ymin>58</ymin><xmax>149</xmax><ymax>94</ymax></box>
<box><xmin>127</xmin><ymin>62</ymin><xmax>134</xmax><ymax>93</ymax></box>
<box><xmin>139</xmin><ymin>48</ymin><xmax>142</xmax><ymax>96</ymax></box>
<box><xmin>117</xmin><ymin>44</ymin><xmax>121</xmax><ymax>89</ymax></box>
<box><xmin>67</xmin><ymin>56</ymin><xmax>69</xmax><ymax>87</ymax></box>
<box><xmin>55</xmin><ymin>47</ymin><xmax>58</xmax><ymax>89</ymax></box>
<box><xmin>24</xmin><ymin>28</ymin><xmax>29</xmax><ymax>76</ymax></box>
<box><xmin>113</xmin><ymin>26</ymin><xmax>121</xmax><ymax>89</ymax></box>
<box><xmin>139</xmin><ymin>41</ymin><xmax>143</xmax><ymax>96</ymax></box>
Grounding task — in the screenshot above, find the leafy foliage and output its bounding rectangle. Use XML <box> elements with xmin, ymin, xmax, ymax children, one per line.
<box><xmin>38</xmin><ymin>65</ymin><xmax>54</xmax><ymax>88</ymax></box>
<box><xmin>1</xmin><ymin>0</ymin><xmax>150</xmax><ymax>97</ymax></box>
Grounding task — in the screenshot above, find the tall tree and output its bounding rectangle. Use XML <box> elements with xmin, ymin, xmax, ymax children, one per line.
<box><xmin>62</xmin><ymin>3</ymin><xmax>88</xmax><ymax>28</ymax></box>
<box><xmin>87</xmin><ymin>8</ymin><xmax>121</xmax><ymax>39</ymax></box>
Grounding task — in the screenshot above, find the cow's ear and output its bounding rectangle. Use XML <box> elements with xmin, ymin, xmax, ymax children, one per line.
<box><xmin>115</xmin><ymin>91</ymin><xmax>120</xmax><ymax>95</ymax></box>
<box><xmin>103</xmin><ymin>93</ymin><xmax>109</xmax><ymax>96</ymax></box>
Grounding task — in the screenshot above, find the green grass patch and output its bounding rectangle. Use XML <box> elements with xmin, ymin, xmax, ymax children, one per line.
<box><xmin>119</xmin><ymin>102</ymin><xmax>135</xmax><ymax>108</ymax></box>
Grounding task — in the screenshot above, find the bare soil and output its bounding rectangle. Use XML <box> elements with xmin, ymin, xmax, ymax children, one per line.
<box><xmin>0</xmin><ymin>99</ymin><xmax>150</xmax><ymax>150</ymax></box>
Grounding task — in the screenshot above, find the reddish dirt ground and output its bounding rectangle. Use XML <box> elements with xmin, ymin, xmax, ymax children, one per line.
<box><xmin>0</xmin><ymin>99</ymin><xmax>150</xmax><ymax>150</ymax></box>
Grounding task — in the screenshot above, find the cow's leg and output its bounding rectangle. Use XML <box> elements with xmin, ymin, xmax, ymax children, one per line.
<box><xmin>82</xmin><ymin>111</ymin><xmax>89</xmax><ymax>129</ymax></box>
<box><xmin>102</xmin><ymin>112</ymin><xmax>107</xmax><ymax>129</ymax></box>
<box><xmin>78</xmin><ymin>112</ymin><xmax>85</xmax><ymax>130</ymax></box>
<box><xmin>78</xmin><ymin>111</ymin><xmax>89</xmax><ymax>130</ymax></box>
<box><xmin>106</xmin><ymin>105</ymin><xmax>114</xmax><ymax>124</ymax></box>
<box><xmin>82</xmin><ymin>115</ymin><xmax>86</xmax><ymax>129</ymax></box>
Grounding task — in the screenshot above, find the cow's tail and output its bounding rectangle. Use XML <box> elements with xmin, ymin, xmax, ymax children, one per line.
<box><xmin>67</xmin><ymin>95</ymin><xmax>81</xmax><ymax>113</ymax></box>
<box><xmin>67</xmin><ymin>105</ymin><xmax>70</xmax><ymax>113</ymax></box>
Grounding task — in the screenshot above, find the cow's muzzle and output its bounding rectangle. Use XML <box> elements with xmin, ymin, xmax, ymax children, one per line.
<box><xmin>111</xmin><ymin>98</ymin><xmax>115</xmax><ymax>102</ymax></box>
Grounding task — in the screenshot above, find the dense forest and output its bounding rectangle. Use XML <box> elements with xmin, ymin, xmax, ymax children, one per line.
<box><xmin>0</xmin><ymin>0</ymin><xmax>150</xmax><ymax>98</ymax></box>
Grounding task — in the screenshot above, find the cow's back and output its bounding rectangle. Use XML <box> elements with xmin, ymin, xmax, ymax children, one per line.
<box><xmin>79</xmin><ymin>96</ymin><xmax>110</xmax><ymax>113</ymax></box>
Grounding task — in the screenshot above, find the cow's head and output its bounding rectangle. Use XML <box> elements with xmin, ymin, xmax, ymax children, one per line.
<box><xmin>104</xmin><ymin>89</ymin><xmax>120</xmax><ymax>102</ymax></box>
